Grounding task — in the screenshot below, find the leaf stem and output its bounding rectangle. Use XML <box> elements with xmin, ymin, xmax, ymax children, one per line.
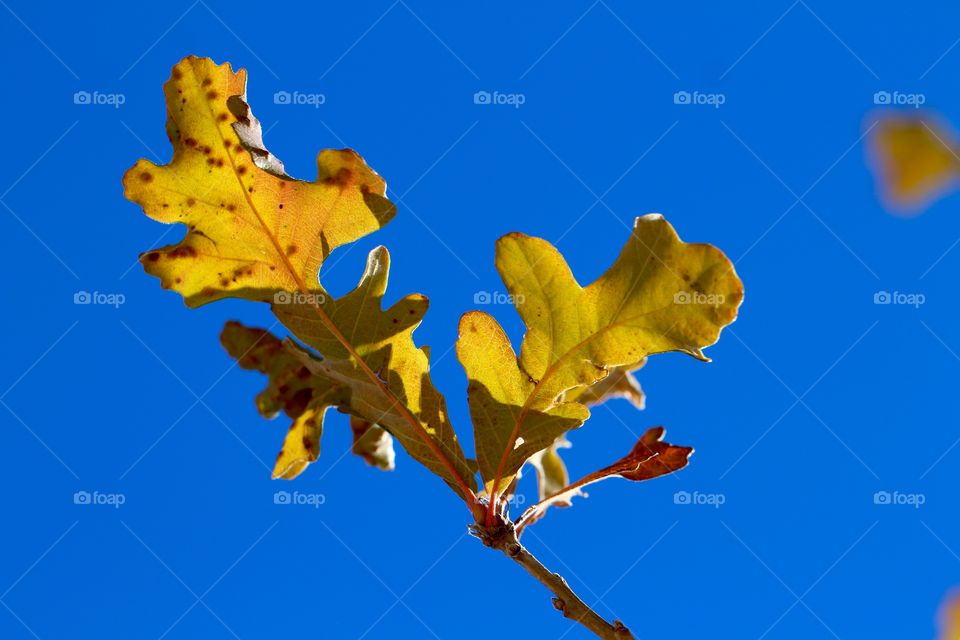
<box><xmin>472</xmin><ymin>522</ymin><xmax>635</xmax><ymax>640</ymax></box>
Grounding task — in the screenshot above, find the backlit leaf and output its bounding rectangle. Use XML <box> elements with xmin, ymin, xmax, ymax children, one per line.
<box><xmin>458</xmin><ymin>215</ymin><xmax>742</xmax><ymax>506</ymax></box>
<box><xmin>457</xmin><ymin>310</ymin><xmax>588</xmax><ymax>496</ymax></box>
<box><xmin>126</xmin><ymin>56</ymin><xmax>476</xmax><ymax>502</ymax></box>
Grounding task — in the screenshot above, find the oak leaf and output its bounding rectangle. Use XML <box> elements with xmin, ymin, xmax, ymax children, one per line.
<box><xmin>125</xmin><ymin>56</ymin><xmax>475</xmax><ymax>501</ymax></box>
<box><xmin>457</xmin><ymin>215</ymin><xmax>743</xmax><ymax>509</ymax></box>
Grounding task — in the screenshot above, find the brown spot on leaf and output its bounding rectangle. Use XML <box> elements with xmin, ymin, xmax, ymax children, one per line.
<box><xmin>323</xmin><ymin>167</ymin><xmax>356</xmax><ymax>190</ymax></box>
<box><xmin>167</xmin><ymin>246</ymin><xmax>198</xmax><ymax>259</ymax></box>
<box><xmin>140</xmin><ymin>171</ymin><xmax>153</xmax><ymax>183</ymax></box>
<box><xmin>286</xmin><ymin>244</ymin><xmax>298</xmax><ymax>256</ymax></box>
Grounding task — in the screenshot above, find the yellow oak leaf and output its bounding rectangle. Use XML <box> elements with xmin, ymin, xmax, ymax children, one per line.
<box><xmin>284</xmin><ymin>246</ymin><xmax>477</xmax><ymax>496</ymax></box>
<box><xmin>457</xmin><ymin>310</ymin><xmax>588</xmax><ymax>497</ymax></box>
<box><xmin>125</xmin><ymin>57</ymin><xmax>476</xmax><ymax>503</ymax></box>
<box><xmin>458</xmin><ymin>214</ymin><xmax>742</xmax><ymax>511</ymax></box>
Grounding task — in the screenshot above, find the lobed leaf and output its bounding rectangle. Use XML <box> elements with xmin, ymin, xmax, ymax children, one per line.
<box><xmin>126</xmin><ymin>57</ymin><xmax>475</xmax><ymax>502</ymax></box>
<box><xmin>458</xmin><ymin>215</ymin><xmax>742</xmax><ymax>507</ymax></box>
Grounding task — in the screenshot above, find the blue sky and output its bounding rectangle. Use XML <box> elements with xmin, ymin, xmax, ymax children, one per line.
<box><xmin>2</xmin><ymin>1</ymin><xmax>960</xmax><ymax>638</ymax></box>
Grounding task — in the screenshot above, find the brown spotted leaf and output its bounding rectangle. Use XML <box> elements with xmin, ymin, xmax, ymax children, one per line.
<box><xmin>123</xmin><ymin>56</ymin><xmax>394</xmax><ymax>308</ymax></box>
<box><xmin>221</xmin><ymin>321</ymin><xmax>346</xmax><ymax>479</ymax></box>
<box><xmin>127</xmin><ymin>57</ymin><xmax>476</xmax><ymax>503</ymax></box>
<box><xmin>515</xmin><ymin>427</ymin><xmax>692</xmax><ymax>533</ymax></box>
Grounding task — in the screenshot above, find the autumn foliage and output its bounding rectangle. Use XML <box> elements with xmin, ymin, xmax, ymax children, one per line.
<box><xmin>124</xmin><ymin>56</ymin><xmax>744</xmax><ymax>638</ymax></box>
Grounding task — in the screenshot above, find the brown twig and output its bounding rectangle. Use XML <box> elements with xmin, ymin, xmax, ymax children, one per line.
<box><xmin>471</xmin><ymin>521</ymin><xmax>635</xmax><ymax>639</ymax></box>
